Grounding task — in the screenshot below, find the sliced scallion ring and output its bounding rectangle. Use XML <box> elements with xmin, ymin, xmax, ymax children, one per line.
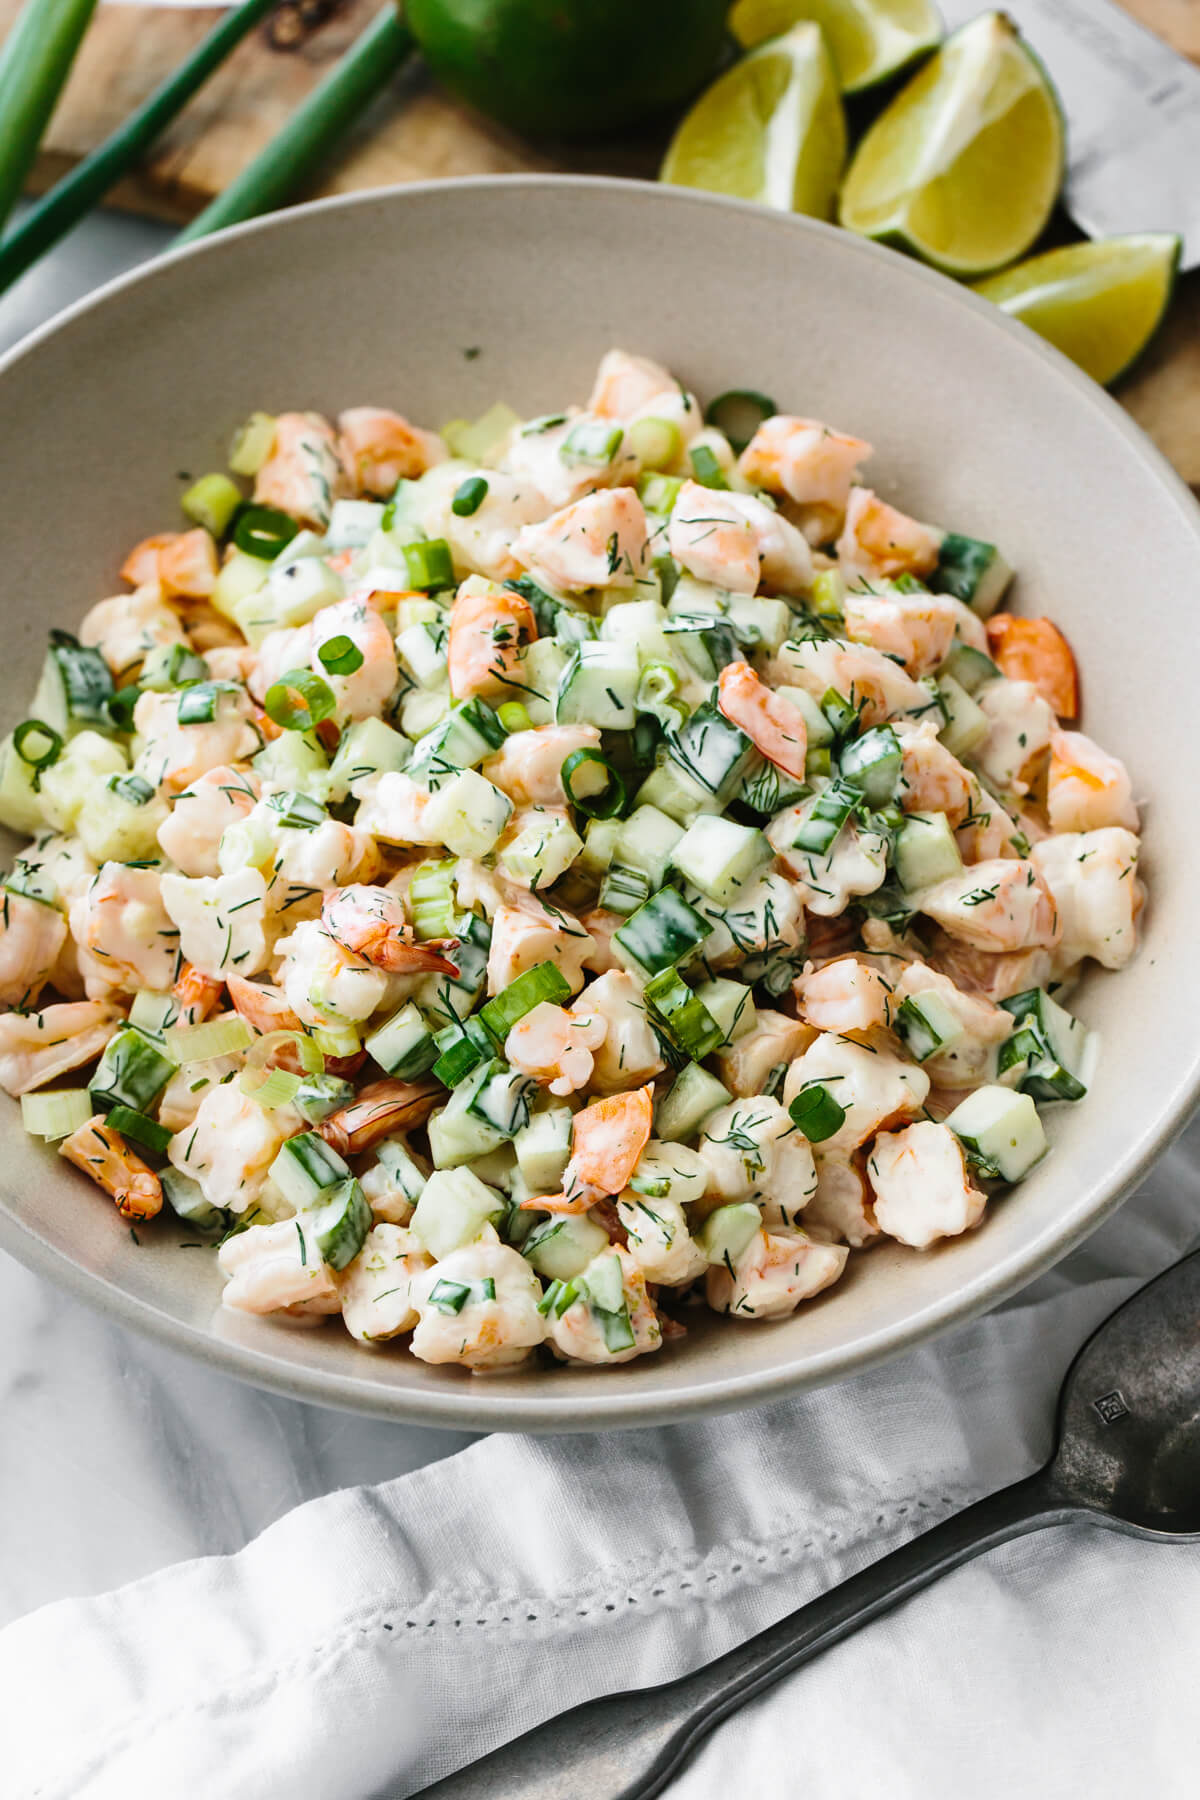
<box><xmin>317</xmin><ymin>635</ymin><xmax>364</xmax><ymax>677</ymax></box>
<box><xmin>561</xmin><ymin>747</ymin><xmax>627</xmax><ymax>820</ymax></box>
<box><xmin>245</xmin><ymin>1028</ymin><xmax>325</xmax><ymax>1075</ymax></box>
<box><xmin>232</xmin><ymin>504</ymin><xmax>300</xmax><ymax>560</ymax></box>
<box><xmin>688</xmin><ymin>444</ymin><xmax>729</xmax><ymax>489</ymax></box>
<box><xmin>13</xmin><ymin>718</ymin><xmax>62</xmax><ymax>788</ymax></box>
<box><xmin>788</xmin><ymin>1082</ymin><xmax>846</xmax><ymax>1144</ymax></box>
<box><xmin>239</xmin><ymin>1066</ymin><xmax>303</xmax><ymax>1110</ymax></box>
<box><xmin>105</xmin><ymin>1104</ymin><xmax>173</xmax><ymax>1157</ymax></box>
<box><xmin>703</xmin><ymin>389</ymin><xmax>777</xmax><ymax>455</ymax></box>
<box><xmin>451</xmin><ymin>476</ymin><xmax>489</xmax><ymax>517</ymax></box>
<box><xmin>264</xmin><ymin>669</ymin><xmax>336</xmax><ymax>732</ymax></box>
<box><xmin>497</xmin><ymin>701</ymin><xmax>534</xmax><ymax>734</ymax></box>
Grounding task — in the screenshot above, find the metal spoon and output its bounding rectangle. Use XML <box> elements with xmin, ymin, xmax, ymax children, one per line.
<box><xmin>417</xmin><ymin>1249</ymin><xmax>1200</xmax><ymax>1800</ymax></box>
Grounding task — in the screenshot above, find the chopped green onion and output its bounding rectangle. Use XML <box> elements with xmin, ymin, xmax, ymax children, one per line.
<box><xmin>402</xmin><ymin>538</ymin><xmax>455</xmax><ymax>591</ymax></box>
<box><xmin>409</xmin><ymin>859</ymin><xmax>458</xmax><ymax>941</ymax></box>
<box><xmin>232</xmin><ymin>504</ymin><xmax>300</xmax><ymax>560</ymax></box>
<box><xmin>451</xmin><ymin>476</ymin><xmax>489</xmax><ymax>517</ymax></box>
<box><xmin>0</xmin><ymin>0</ymin><xmax>98</xmax><ymax>241</ymax></box>
<box><xmin>793</xmin><ymin>777</ymin><xmax>862</xmax><ymax>856</ymax></box>
<box><xmin>821</xmin><ymin>687</ymin><xmax>860</xmax><ymax>740</ymax></box>
<box><xmin>536</xmin><ymin>1277</ymin><xmax>579</xmax><ymax>1318</ymax></box>
<box><xmin>13</xmin><ymin>718</ymin><xmax>62</xmax><ymax>787</ymax></box>
<box><xmin>239</xmin><ymin>1066</ymin><xmax>302</xmax><ymax>1109</ymax></box>
<box><xmin>166</xmin><ymin>1015</ymin><xmax>254</xmax><ymax>1064</ymax></box>
<box><xmin>245</xmin><ymin>1028</ymin><xmax>324</xmax><ymax>1075</ymax></box>
<box><xmin>264</xmin><ymin>669</ymin><xmax>336</xmax><ymax>733</ymax></box>
<box><xmin>561</xmin><ymin>748</ymin><xmax>626</xmax><ymax>820</ymax></box>
<box><xmin>788</xmin><ymin>1083</ymin><xmax>846</xmax><ymax>1143</ymax></box>
<box><xmin>21</xmin><ymin>1087</ymin><xmax>94</xmax><ymax>1141</ymax></box>
<box><xmin>108</xmin><ymin>772</ymin><xmax>155</xmax><ymax>806</ymax></box>
<box><xmin>177</xmin><ymin>681</ymin><xmax>237</xmax><ymax>725</ymax></box>
<box><xmin>689</xmin><ymin>444</ymin><xmax>729</xmax><ymax>489</ymax></box>
<box><xmin>478</xmin><ymin>961</ymin><xmax>573</xmax><ymax>1046</ymax></box>
<box><xmin>128</xmin><ymin>990</ymin><xmax>176</xmax><ymax>1035</ymax></box>
<box><xmin>310</xmin><ymin>1024</ymin><xmax>361</xmax><ymax>1059</ymax></box>
<box><xmin>182</xmin><ymin>473</ymin><xmax>243</xmax><ymax>539</ymax></box>
<box><xmin>317</xmin><ymin>634</ymin><xmax>364</xmax><ymax>677</ymax></box>
<box><xmin>229</xmin><ymin>412</ymin><xmax>277</xmax><ymax>477</ymax></box>
<box><xmin>432</xmin><ymin>1016</ymin><xmax>493</xmax><ymax>1089</ymax></box>
<box><xmin>810</xmin><ymin>570</ymin><xmax>845</xmax><ymax>619</ymax></box>
<box><xmin>644</xmin><ymin>968</ymin><xmax>723</xmax><ymax>1061</ymax></box>
<box><xmin>637</xmin><ymin>470</ymin><xmax>684</xmax><ymax>514</ymax></box>
<box><xmin>428</xmin><ymin>1274</ymin><xmax>497</xmax><ymax>1314</ymax></box>
<box><xmin>104</xmin><ymin>686</ymin><xmax>142</xmax><ymax>733</ymax></box>
<box><xmin>560</xmin><ymin>419</ymin><xmax>623</xmax><ymax>467</ymax></box>
<box><xmin>627</xmin><ymin>418</ymin><xmax>682</xmax><ymax>471</ymax></box>
<box><xmin>105</xmin><ymin>1104</ymin><xmax>173</xmax><ymax>1156</ymax></box>
<box><xmin>497</xmin><ymin>701</ymin><xmax>534</xmax><ymax>734</ymax></box>
<box><xmin>703</xmin><ymin>389</ymin><xmax>777</xmax><ymax>455</ymax></box>
<box><xmin>635</xmin><ymin>661</ymin><xmax>687</xmax><ymax>733</ymax></box>
<box><xmin>838</xmin><ymin>725</ymin><xmax>902</xmax><ymax>807</ymax></box>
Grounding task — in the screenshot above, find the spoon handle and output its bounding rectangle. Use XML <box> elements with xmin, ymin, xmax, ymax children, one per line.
<box><xmin>414</xmin><ymin>1470</ymin><xmax>1077</xmax><ymax>1800</ymax></box>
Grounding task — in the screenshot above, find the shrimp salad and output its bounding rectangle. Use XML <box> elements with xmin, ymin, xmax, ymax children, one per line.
<box><xmin>0</xmin><ymin>350</ymin><xmax>1143</xmax><ymax>1372</ymax></box>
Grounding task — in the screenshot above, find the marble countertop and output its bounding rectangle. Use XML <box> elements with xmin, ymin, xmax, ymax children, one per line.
<box><xmin>0</xmin><ymin>213</ymin><xmax>477</xmax><ymax>1631</ymax></box>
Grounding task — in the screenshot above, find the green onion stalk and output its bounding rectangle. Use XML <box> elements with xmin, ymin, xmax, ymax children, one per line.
<box><xmin>0</xmin><ymin>0</ymin><xmax>98</xmax><ymax>239</ymax></box>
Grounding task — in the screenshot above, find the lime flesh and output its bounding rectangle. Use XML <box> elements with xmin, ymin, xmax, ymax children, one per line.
<box><xmin>838</xmin><ymin>10</ymin><xmax>1064</xmax><ymax>276</ymax></box>
<box><xmin>975</xmin><ymin>234</ymin><xmax>1182</xmax><ymax>387</ymax></box>
<box><xmin>661</xmin><ymin>22</ymin><xmax>847</xmax><ymax>218</ymax></box>
<box><xmin>730</xmin><ymin>0</ymin><xmax>942</xmax><ymax>93</ymax></box>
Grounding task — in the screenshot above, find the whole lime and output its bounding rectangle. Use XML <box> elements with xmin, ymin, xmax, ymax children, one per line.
<box><xmin>404</xmin><ymin>0</ymin><xmax>733</xmax><ymax>139</ymax></box>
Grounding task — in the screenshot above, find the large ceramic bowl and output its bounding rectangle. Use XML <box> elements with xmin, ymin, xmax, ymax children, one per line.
<box><xmin>0</xmin><ymin>178</ymin><xmax>1195</xmax><ymax>1431</ymax></box>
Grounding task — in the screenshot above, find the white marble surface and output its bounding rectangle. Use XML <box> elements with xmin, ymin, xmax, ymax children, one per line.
<box><xmin>0</xmin><ymin>211</ymin><xmax>477</xmax><ymax>1632</ymax></box>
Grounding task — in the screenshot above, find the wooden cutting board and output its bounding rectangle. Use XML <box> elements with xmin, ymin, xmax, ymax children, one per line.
<box><xmin>1</xmin><ymin>0</ymin><xmax>1197</xmax><ymax>483</ymax></box>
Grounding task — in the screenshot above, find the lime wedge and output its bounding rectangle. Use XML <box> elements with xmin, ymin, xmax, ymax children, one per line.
<box><xmin>975</xmin><ymin>234</ymin><xmax>1181</xmax><ymax>387</ymax></box>
<box><xmin>661</xmin><ymin>22</ymin><xmax>847</xmax><ymax>218</ymax></box>
<box><xmin>730</xmin><ymin>0</ymin><xmax>942</xmax><ymax>94</ymax></box>
<box><xmin>838</xmin><ymin>10</ymin><xmax>1064</xmax><ymax>276</ymax></box>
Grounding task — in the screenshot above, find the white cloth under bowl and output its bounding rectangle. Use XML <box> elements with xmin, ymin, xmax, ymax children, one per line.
<box><xmin>2</xmin><ymin>1112</ymin><xmax>1199</xmax><ymax>1800</ymax></box>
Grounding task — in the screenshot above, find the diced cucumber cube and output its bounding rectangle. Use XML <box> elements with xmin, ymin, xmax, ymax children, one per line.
<box><xmin>161</xmin><ymin>1167</ymin><xmax>227</xmax><ymax>1233</ymax></box>
<box><xmin>894</xmin><ymin>812</ymin><xmax>963</xmax><ymax>892</ymax></box>
<box><xmin>578</xmin><ymin>1251</ymin><xmax>625</xmax><ymax>1314</ymax></box>
<box><xmin>32</xmin><ymin>633</ymin><xmax>113</xmax><ymax>738</ymax></box>
<box><xmin>936</xmin><ymin>674</ymin><xmax>988</xmax><ymax>760</ymax></box>
<box><xmin>655</xmin><ymin>1063</ymin><xmax>731</xmax><ymax>1143</ymax></box>
<box><xmin>212</xmin><ymin>549</ymin><xmax>269</xmax><ymax>623</ymax></box>
<box><xmin>366</xmin><ymin>1002</ymin><xmax>438</xmax><ymax>1079</ymax></box>
<box><xmin>634</xmin><ymin>760</ymin><xmax>722</xmax><ymax>825</ymax></box>
<box><xmin>307</xmin><ymin>1177</ymin><xmax>372</xmax><ymax>1270</ymax></box>
<box><xmin>371</xmin><ymin>1136</ymin><xmax>428</xmax><ymax>1206</ymax></box>
<box><xmin>933</xmin><ymin>533</ymin><xmax>1013</xmax><ymax>617</ymax></box>
<box><xmin>519</xmin><ymin>638</ymin><xmax>571</xmax><ymax>727</ymax></box>
<box><xmin>670</xmin><ymin>815</ymin><xmax>772</xmax><ymax>905</ymax></box>
<box><xmin>697</xmin><ymin>1201</ymin><xmax>761</xmax><ymax>1267</ymax></box>
<box><xmin>523</xmin><ymin>1211</ymin><xmax>609</xmax><ymax>1280</ymax></box>
<box><xmin>0</xmin><ymin>733</ymin><xmax>47</xmax><ymax>833</ymax></box>
<box><xmin>614</xmin><ymin>804</ymin><xmax>685</xmax><ymax>888</ymax></box>
<box><xmin>613</xmin><ymin>886</ymin><xmax>712</xmax><ymax>978</ymax></box>
<box><xmin>252</xmin><ymin>731</ymin><xmax>330</xmax><ymax>801</ymax></box>
<box><xmin>411</xmin><ymin>1167</ymin><xmax>507</xmax><ymax>1259</ymax></box>
<box><xmin>997</xmin><ymin>987</ymin><xmax>1089</xmax><ymax>1103</ymax></box>
<box><xmin>408</xmin><ymin>697</ymin><xmax>506</xmax><ymax>784</ymax></box>
<box><xmin>939</xmin><ymin>642</ymin><xmax>1001</xmax><ymax>695</ymax></box>
<box><xmin>894</xmin><ymin>991</ymin><xmax>965</xmax><ymax>1063</ymax></box>
<box><xmin>555</xmin><ymin>643</ymin><xmax>640</xmax><ymax>729</ymax></box>
<box><xmin>945</xmin><ymin>1085</ymin><xmax>1047</xmax><ymax>1182</ymax></box>
<box><xmin>327</xmin><ymin>717</ymin><xmax>410</xmax><ymax>803</ymax></box>
<box><xmin>498</xmin><ymin>809</ymin><xmax>583</xmax><ymax>888</ymax></box>
<box><xmin>265</xmin><ymin>554</ymin><xmax>343</xmax><ymax>628</ymax></box>
<box><xmin>692</xmin><ymin>978</ymin><xmax>756</xmax><ymax>1045</ymax></box>
<box><xmin>839</xmin><ymin>725</ymin><xmax>902</xmax><ymax>806</ymax></box>
<box><xmin>580</xmin><ymin>815</ymin><xmax>623</xmax><ymax>879</ymax></box>
<box><xmin>326</xmin><ymin>499</ymin><xmax>386</xmax><ymax>551</ymax></box>
<box><xmin>270</xmin><ymin>1132</ymin><xmax>351</xmax><ymax>1209</ymax></box>
<box><xmin>423</xmin><ymin>769</ymin><xmax>513</xmax><ymax>858</ymax></box>
<box><xmin>467</xmin><ymin>1060</ymin><xmax>538</xmax><ymax>1140</ymax></box>
<box><xmin>667</xmin><ymin>701</ymin><xmax>755</xmax><ymax>802</ymax></box>
<box><xmin>396</xmin><ymin>621</ymin><xmax>449</xmax><ymax>691</ymax></box>
<box><xmin>513</xmin><ymin>1104</ymin><xmax>574</xmax><ymax>1192</ymax></box>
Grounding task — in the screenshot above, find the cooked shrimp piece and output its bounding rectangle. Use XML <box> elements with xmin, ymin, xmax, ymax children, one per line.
<box><xmin>892</xmin><ymin>719</ymin><xmax>974</xmax><ymax>823</ymax></box>
<box><xmin>219</xmin><ymin>1218</ymin><xmax>340</xmax><ymax>1316</ymax></box>
<box><xmin>337</xmin><ymin>406</ymin><xmax>444</xmax><ymax>496</ymax></box>
<box><xmin>337</xmin><ymin>1222</ymin><xmax>433</xmax><ymax>1341</ymax></box>
<box><xmin>253</xmin><ymin>411</ymin><xmax>346</xmax><ymax>530</ymax></box>
<box><xmin>668</xmin><ymin>479</ymin><xmax>812</xmax><ymax>596</ymax></box>
<box><xmin>133</xmin><ymin>686</ymin><xmax>261</xmax><ymax>794</ymax></box>
<box><xmin>514</xmin><ymin>488</ymin><xmax>648</xmax><ymax>593</ymax></box>
<box><xmin>410</xmin><ymin>1232</ymin><xmax>547</xmax><ymax>1371</ymax></box>
<box><xmin>69</xmin><ymin>863</ymin><xmax>179</xmax><ymax>997</ymax></box>
<box><xmin>784</xmin><ymin>1033</ymin><xmax>929</xmax><ymax>1155</ymax></box>
<box><xmin>0</xmin><ymin>1001</ymin><xmax>121</xmax><ymax>1096</ymax></box>
<box><xmin>160</xmin><ymin>868</ymin><xmax>270</xmax><ymax>982</ymax></box>
<box><xmin>717</xmin><ymin>660</ymin><xmax>807</xmax><ymax>779</ymax></box>
<box><xmin>617</xmin><ymin>1191</ymin><xmax>708</xmax><ymax>1287</ymax></box>
<box><xmin>804</xmin><ymin>1154</ymin><xmax>878</xmax><ymax>1248</ymax></box>
<box><xmin>505</xmin><ymin>1000</ymin><xmax>606</xmax><ymax>1096</ymax></box>
<box><xmin>486</xmin><ymin>897</ymin><xmax>598</xmax><ymax>998</ymax></box>
<box><xmin>698</xmin><ymin>1099</ymin><xmax>817</xmax><ymax>1224</ymax></box>
<box><xmin>247</xmin><ymin>622</ymin><xmax>316</xmax><ymax>707</ymax></box>
<box><xmin>446</xmin><ymin>578</ymin><xmax>537</xmax><ymax>701</ymax></box>
<box><xmin>1046</xmin><ymin>729</ymin><xmax>1139</xmax><ymax>834</ymax></box>
<box><xmin>738</xmin><ymin>415</ymin><xmax>871</xmax><ymax>517</ymax></box>
<box><xmin>985</xmin><ymin>614</ymin><xmax>1077</xmax><ymax>718</ymax></box>
<box><xmin>309</xmin><ymin>594</ymin><xmax>398</xmax><ymax>722</ymax></box>
<box><xmin>706</xmin><ymin>1226</ymin><xmax>847</xmax><ymax>1320</ymax></box>
<box><xmin>503</xmin><ymin>413</ymin><xmax>638</xmax><ymax>511</ymax></box>
<box><xmin>771</xmin><ymin>636</ymin><xmax>929</xmax><ymax>728</ymax></box>
<box><xmin>353</xmin><ymin>771</ymin><xmax>441</xmax><ymax>848</ymax></box>
<box><xmin>923</xmin><ymin>934</ymin><xmax>1053</xmax><ymax>1004</ymax></box>
<box><xmin>843</xmin><ymin>588</ymin><xmax>960</xmax><ymax>677</ymax></box>
<box><xmin>768</xmin><ymin>801</ymin><xmax>888</xmax><ymax>917</ymax></box>
<box><xmin>157</xmin><ymin>765</ymin><xmax>259</xmax><ymax>877</ymax></box>
<box><xmin>547</xmin><ymin>1245</ymin><xmax>663</xmax><ymax>1366</ymax></box>
<box><xmin>917</xmin><ymin>859</ymin><xmax>1061</xmax><ymax>952</ymax></box>
<box><xmin>317</xmin><ymin>1077</ymin><xmax>442</xmax><ymax>1156</ymax></box>
<box><xmin>579</xmin><ymin>968</ymin><xmax>666</xmax><ymax>1093</ymax></box>
<box><xmin>168</xmin><ymin>1080</ymin><xmax>295</xmax><ymax>1215</ymax></box>
<box><xmin>836</xmin><ymin>486</ymin><xmax>941</xmax><ymax>582</ymax></box>
<box><xmin>795</xmin><ymin>957</ymin><xmax>893</xmax><ymax>1035</ymax></box>
<box><xmin>0</xmin><ymin>890</ymin><xmax>67</xmax><ymax>1008</ymax></box>
<box><xmin>893</xmin><ymin>961</ymin><xmax>1014</xmax><ymax>1089</ymax></box>
<box><xmin>275</xmin><ymin>918</ymin><xmax>392</xmax><ymax>1028</ymax></box>
<box><xmin>867</xmin><ymin>1121</ymin><xmax>986</xmax><ymax>1250</ymax></box>
<box><xmin>1032</xmin><ymin>828</ymin><xmax>1142</xmax><ymax>972</ymax></box>
<box><xmin>482</xmin><ymin>725</ymin><xmax>602</xmax><ymax>807</ymax></box>
<box><xmin>577</xmin><ymin>907</ymin><xmax>622</xmax><ymax>976</ymax></box>
<box><xmin>172</xmin><ymin>961</ymin><xmax>225</xmax><ymax>1026</ymax></box>
<box><xmin>120</xmin><ymin>534</ymin><xmax>174</xmax><ymax>588</ymax></box>
<box><xmin>159</xmin><ymin>529</ymin><xmax>219</xmax><ymax>601</ymax></box>
<box><xmin>80</xmin><ymin>585</ymin><xmax>187</xmax><ymax>681</ymax></box>
<box><xmin>953</xmin><ymin>779</ymin><xmax>1029</xmax><ymax>863</ymax></box>
<box><xmin>530</xmin><ymin>1084</ymin><xmax>654</xmax><ymax>1212</ymax></box>
<box><xmin>61</xmin><ymin>1114</ymin><xmax>163</xmax><ymax>1220</ymax></box>
<box><xmin>320</xmin><ymin>884</ymin><xmax>458</xmax><ymax>976</ymax></box>
<box><xmin>971</xmin><ymin>678</ymin><xmax>1056</xmax><ymax>796</ymax></box>
<box><xmin>226</xmin><ymin>973</ymin><xmax>303</xmax><ymax>1036</ymax></box>
<box><xmin>588</xmin><ymin>349</ymin><xmax>678</xmax><ymax>420</ymax></box>
<box><xmin>715</xmin><ymin>1008</ymin><xmax>814</xmax><ymax>1097</ymax></box>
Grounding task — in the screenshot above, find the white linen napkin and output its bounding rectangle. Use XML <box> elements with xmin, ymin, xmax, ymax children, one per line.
<box><xmin>4</xmin><ymin>1113</ymin><xmax>1199</xmax><ymax>1800</ymax></box>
